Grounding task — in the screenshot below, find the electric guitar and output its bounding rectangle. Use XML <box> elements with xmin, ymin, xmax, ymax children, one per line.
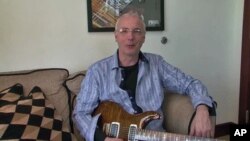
<box><xmin>93</xmin><ymin>101</ymin><xmax>224</xmax><ymax>141</ymax></box>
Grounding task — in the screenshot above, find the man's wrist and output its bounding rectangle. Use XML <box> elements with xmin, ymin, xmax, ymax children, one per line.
<box><xmin>196</xmin><ymin>104</ymin><xmax>216</xmax><ymax>116</ymax></box>
<box><xmin>196</xmin><ymin>104</ymin><xmax>209</xmax><ymax>111</ymax></box>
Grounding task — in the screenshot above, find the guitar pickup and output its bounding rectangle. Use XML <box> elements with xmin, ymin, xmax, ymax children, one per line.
<box><xmin>128</xmin><ymin>124</ymin><xmax>137</xmax><ymax>141</ymax></box>
<box><xmin>109</xmin><ymin>122</ymin><xmax>120</xmax><ymax>138</ymax></box>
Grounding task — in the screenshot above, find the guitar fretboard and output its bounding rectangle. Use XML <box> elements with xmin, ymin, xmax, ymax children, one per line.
<box><xmin>134</xmin><ymin>128</ymin><xmax>221</xmax><ymax>141</ymax></box>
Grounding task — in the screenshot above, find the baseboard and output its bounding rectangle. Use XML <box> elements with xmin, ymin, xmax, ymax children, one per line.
<box><xmin>215</xmin><ymin>122</ymin><xmax>237</xmax><ymax>137</ymax></box>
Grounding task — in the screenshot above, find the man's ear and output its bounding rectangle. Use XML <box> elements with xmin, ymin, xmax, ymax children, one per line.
<box><xmin>142</xmin><ymin>35</ymin><xmax>145</xmax><ymax>44</ymax></box>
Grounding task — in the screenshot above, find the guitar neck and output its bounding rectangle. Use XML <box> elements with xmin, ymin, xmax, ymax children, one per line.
<box><xmin>134</xmin><ymin>128</ymin><xmax>221</xmax><ymax>141</ymax></box>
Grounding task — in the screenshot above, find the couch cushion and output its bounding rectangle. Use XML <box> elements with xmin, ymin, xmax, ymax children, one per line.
<box><xmin>64</xmin><ymin>71</ymin><xmax>86</xmax><ymax>141</ymax></box>
<box><xmin>0</xmin><ymin>68</ymin><xmax>69</xmax><ymax>95</ymax></box>
<box><xmin>65</xmin><ymin>71</ymin><xmax>86</xmax><ymax>110</ymax></box>
<box><xmin>0</xmin><ymin>68</ymin><xmax>70</xmax><ymax>129</ymax></box>
<box><xmin>0</xmin><ymin>84</ymin><xmax>76</xmax><ymax>140</ymax></box>
<box><xmin>162</xmin><ymin>92</ymin><xmax>195</xmax><ymax>134</ymax></box>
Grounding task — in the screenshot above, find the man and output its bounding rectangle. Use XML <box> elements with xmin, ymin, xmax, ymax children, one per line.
<box><xmin>73</xmin><ymin>8</ymin><xmax>216</xmax><ymax>141</ymax></box>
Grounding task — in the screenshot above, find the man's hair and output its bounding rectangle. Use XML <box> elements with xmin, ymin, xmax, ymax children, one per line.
<box><xmin>115</xmin><ymin>7</ymin><xmax>146</xmax><ymax>30</ymax></box>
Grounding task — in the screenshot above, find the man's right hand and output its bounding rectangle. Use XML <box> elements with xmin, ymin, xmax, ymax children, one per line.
<box><xmin>104</xmin><ymin>137</ymin><xmax>123</xmax><ymax>141</ymax></box>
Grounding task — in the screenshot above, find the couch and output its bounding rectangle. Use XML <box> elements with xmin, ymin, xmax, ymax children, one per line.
<box><xmin>0</xmin><ymin>68</ymin><xmax>216</xmax><ymax>141</ymax></box>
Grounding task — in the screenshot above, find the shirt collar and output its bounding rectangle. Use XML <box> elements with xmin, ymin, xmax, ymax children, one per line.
<box><xmin>111</xmin><ymin>50</ymin><xmax>149</xmax><ymax>70</ymax></box>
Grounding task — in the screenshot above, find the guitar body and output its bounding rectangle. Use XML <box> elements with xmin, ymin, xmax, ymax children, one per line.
<box><xmin>93</xmin><ymin>101</ymin><xmax>160</xmax><ymax>140</ymax></box>
<box><xmin>94</xmin><ymin>101</ymin><xmax>222</xmax><ymax>141</ymax></box>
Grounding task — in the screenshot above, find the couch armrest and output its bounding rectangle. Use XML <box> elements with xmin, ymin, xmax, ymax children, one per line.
<box><xmin>162</xmin><ymin>93</ymin><xmax>216</xmax><ymax>136</ymax></box>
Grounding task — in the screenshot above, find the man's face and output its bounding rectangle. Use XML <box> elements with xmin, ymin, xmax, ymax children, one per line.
<box><xmin>114</xmin><ymin>15</ymin><xmax>146</xmax><ymax>57</ymax></box>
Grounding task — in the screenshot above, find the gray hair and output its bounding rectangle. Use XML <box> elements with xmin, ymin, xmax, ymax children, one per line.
<box><xmin>115</xmin><ymin>7</ymin><xmax>146</xmax><ymax>31</ymax></box>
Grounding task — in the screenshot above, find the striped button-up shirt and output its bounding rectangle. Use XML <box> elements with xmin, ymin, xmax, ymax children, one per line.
<box><xmin>73</xmin><ymin>52</ymin><xmax>213</xmax><ymax>141</ymax></box>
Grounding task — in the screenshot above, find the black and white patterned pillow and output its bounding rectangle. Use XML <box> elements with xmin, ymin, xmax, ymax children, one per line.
<box><xmin>0</xmin><ymin>84</ymin><xmax>76</xmax><ymax>141</ymax></box>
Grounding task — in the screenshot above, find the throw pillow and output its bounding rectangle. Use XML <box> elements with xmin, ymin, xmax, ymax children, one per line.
<box><xmin>0</xmin><ymin>83</ymin><xmax>23</xmax><ymax>105</ymax></box>
<box><xmin>0</xmin><ymin>85</ymin><xmax>76</xmax><ymax>141</ymax></box>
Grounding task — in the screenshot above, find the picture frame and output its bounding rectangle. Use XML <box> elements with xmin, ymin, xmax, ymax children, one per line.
<box><xmin>87</xmin><ymin>0</ymin><xmax>164</xmax><ymax>32</ymax></box>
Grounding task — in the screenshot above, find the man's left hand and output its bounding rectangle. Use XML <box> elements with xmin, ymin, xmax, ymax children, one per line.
<box><xmin>189</xmin><ymin>105</ymin><xmax>214</xmax><ymax>138</ymax></box>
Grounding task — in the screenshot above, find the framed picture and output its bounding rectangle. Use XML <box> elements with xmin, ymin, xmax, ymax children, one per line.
<box><xmin>87</xmin><ymin>0</ymin><xmax>164</xmax><ymax>32</ymax></box>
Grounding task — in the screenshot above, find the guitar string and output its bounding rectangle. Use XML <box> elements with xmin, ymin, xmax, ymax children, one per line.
<box><xmin>116</xmin><ymin>127</ymin><xmax>219</xmax><ymax>141</ymax></box>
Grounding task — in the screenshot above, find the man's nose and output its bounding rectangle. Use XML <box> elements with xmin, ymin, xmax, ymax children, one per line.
<box><xmin>127</xmin><ymin>31</ymin><xmax>135</xmax><ymax>39</ymax></box>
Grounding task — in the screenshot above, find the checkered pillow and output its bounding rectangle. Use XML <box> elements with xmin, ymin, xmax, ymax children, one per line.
<box><xmin>0</xmin><ymin>84</ymin><xmax>76</xmax><ymax>141</ymax></box>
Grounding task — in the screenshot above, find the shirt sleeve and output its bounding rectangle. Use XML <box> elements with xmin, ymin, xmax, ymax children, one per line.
<box><xmin>158</xmin><ymin>57</ymin><xmax>214</xmax><ymax>108</ymax></box>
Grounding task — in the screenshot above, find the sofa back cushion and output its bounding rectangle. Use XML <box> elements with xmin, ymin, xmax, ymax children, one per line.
<box><xmin>162</xmin><ymin>92</ymin><xmax>195</xmax><ymax>134</ymax></box>
<box><xmin>0</xmin><ymin>68</ymin><xmax>71</xmax><ymax>129</ymax></box>
<box><xmin>64</xmin><ymin>71</ymin><xmax>86</xmax><ymax>141</ymax></box>
<box><xmin>65</xmin><ymin>71</ymin><xmax>86</xmax><ymax>109</ymax></box>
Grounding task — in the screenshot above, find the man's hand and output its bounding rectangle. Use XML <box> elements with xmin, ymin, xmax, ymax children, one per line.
<box><xmin>104</xmin><ymin>137</ymin><xmax>123</xmax><ymax>141</ymax></box>
<box><xmin>189</xmin><ymin>105</ymin><xmax>214</xmax><ymax>138</ymax></box>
